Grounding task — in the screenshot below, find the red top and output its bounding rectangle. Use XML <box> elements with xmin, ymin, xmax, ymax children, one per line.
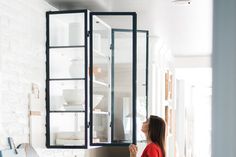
<box><xmin>141</xmin><ymin>143</ymin><xmax>163</xmax><ymax>157</ymax></box>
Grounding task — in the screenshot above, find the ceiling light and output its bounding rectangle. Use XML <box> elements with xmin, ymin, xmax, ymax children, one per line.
<box><xmin>172</xmin><ymin>0</ymin><xmax>191</xmax><ymax>5</ymax></box>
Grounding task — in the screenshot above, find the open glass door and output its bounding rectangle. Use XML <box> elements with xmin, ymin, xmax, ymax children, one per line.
<box><xmin>89</xmin><ymin>12</ymin><xmax>137</xmax><ymax>146</ymax></box>
<box><xmin>112</xmin><ymin>29</ymin><xmax>149</xmax><ymax>143</ymax></box>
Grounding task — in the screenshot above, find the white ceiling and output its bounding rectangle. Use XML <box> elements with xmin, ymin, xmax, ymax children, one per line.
<box><xmin>45</xmin><ymin>0</ymin><xmax>213</xmax><ymax>56</ymax></box>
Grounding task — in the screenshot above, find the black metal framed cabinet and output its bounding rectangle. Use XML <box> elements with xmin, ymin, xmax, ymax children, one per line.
<box><xmin>46</xmin><ymin>10</ymin><xmax>89</xmax><ymax>149</ymax></box>
<box><xmin>46</xmin><ymin>9</ymin><xmax>148</xmax><ymax>149</ymax></box>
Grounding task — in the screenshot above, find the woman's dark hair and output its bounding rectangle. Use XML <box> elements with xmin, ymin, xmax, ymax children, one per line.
<box><xmin>148</xmin><ymin>115</ymin><xmax>166</xmax><ymax>157</ymax></box>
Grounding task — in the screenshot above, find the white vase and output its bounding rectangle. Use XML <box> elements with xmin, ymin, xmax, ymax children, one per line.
<box><xmin>69</xmin><ymin>59</ymin><xmax>84</xmax><ymax>78</ymax></box>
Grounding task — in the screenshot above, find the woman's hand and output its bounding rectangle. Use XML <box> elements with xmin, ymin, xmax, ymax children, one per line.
<box><xmin>129</xmin><ymin>144</ymin><xmax>138</xmax><ymax>157</ymax></box>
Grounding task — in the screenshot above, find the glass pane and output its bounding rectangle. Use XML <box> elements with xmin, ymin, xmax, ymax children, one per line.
<box><xmin>92</xmin><ymin>15</ymin><xmax>111</xmax><ymax>143</ymax></box>
<box><xmin>49</xmin><ymin>13</ymin><xmax>85</xmax><ymax>46</ymax></box>
<box><xmin>50</xmin><ymin>112</ymin><xmax>85</xmax><ymax>146</ymax></box>
<box><xmin>50</xmin><ymin>80</ymin><xmax>85</xmax><ymax>111</ymax></box>
<box><xmin>137</xmin><ymin>32</ymin><xmax>147</xmax><ymax>141</ymax></box>
<box><xmin>113</xmin><ymin>31</ymin><xmax>133</xmax><ymax>143</ymax></box>
<box><xmin>50</xmin><ymin>48</ymin><xmax>85</xmax><ymax>79</ymax></box>
<box><xmin>92</xmin><ymin>112</ymin><xmax>110</xmax><ymax>143</ymax></box>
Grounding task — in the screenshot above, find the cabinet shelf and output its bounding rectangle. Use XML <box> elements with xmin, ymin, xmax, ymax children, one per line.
<box><xmin>93</xmin><ymin>111</ymin><xmax>110</xmax><ymax>115</ymax></box>
<box><xmin>93</xmin><ymin>80</ymin><xmax>110</xmax><ymax>87</ymax></box>
<box><xmin>50</xmin><ymin>110</ymin><xmax>85</xmax><ymax>113</ymax></box>
<box><xmin>49</xmin><ymin>78</ymin><xmax>85</xmax><ymax>81</ymax></box>
<box><xmin>49</xmin><ymin>45</ymin><xmax>85</xmax><ymax>49</ymax></box>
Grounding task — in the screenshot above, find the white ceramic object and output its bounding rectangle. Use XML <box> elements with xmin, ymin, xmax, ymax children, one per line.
<box><xmin>93</xmin><ymin>94</ymin><xmax>103</xmax><ymax>108</ymax></box>
<box><xmin>63</xmin><ymin>89</ymin><xmax>84</xmax><ymax>105</ymax></box>
<box><xmin>69</xmin><ymin>59</ymin><xmax>84</xmax><ymax>78</ymax></box>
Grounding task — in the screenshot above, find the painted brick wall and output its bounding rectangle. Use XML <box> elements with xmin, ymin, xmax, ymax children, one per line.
<box><xmin>0</xmin><ymin>0</ymin><xmax>86</xmax><ymax>156</ymax></box>
<box><xmin>0</xmin><ymin>0</ymin><xmax>51</xmax><ymax>148</ymax></box>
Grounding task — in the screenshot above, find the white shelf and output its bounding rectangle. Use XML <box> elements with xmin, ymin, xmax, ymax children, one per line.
<box><xmin>56</xmin><ymin>139</ymin><xmax>84</xmax><ymax>145</ymax></box>
<box><xmin>93</xmin><ymin>111</ymin><xmax>110</xmax><ymax>115</ymax></box>
<box><xmin>93</xmin><ymin>80</ymin><xmax>109</xmax><ymax>87</ymax></box>
<box><xmin>63</xmin><ymin>105</ymin><xmax>85</xmax><ymax>111</ymax></box>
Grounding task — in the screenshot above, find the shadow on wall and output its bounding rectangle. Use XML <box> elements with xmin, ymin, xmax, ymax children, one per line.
<box><xmin>85</xmin><ymin>146</ymin><xmax>129</xmax><ymax>157</ymax></box>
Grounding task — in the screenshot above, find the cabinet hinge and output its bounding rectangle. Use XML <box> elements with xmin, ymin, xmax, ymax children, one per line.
<box><xmin>87</xmin><ymin>122</ymin><xmax>91</xmax><ymax>128</ymax></box>
<box><xmin>87</xmin><ymin>31</ymin><xmax>90</xmax><ymax>37</ymax></box>
<box><xmin>110</xmin><ymin>44</ymin><xmax>113</xmax><ymax>50</ymax></box>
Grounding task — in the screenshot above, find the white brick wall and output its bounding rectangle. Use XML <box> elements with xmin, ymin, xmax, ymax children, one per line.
<box><xmin>0</xmin><ymin>0</ymin><xmax>86</xmax><ymax>156</ymax></box>
<box><xmin>0</xmin><ymin>0</ymin><xmax>51</xmax><ymax>148</ymax></box>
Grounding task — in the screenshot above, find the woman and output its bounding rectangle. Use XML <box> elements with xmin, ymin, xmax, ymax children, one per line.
<box><xmin>129</xmin><ymin>115</ymin><xmax>166</xmax><ymax>157</ymax></box>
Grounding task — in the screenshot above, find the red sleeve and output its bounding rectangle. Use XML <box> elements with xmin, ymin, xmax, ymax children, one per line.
<box><xmin>146</xmin><ymin>144</ymin><xmax>160</xmax><ymax>157</ymax></box>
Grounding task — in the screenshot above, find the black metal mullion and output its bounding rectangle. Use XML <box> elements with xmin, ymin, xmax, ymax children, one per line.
<box><xmin>146</xmin><ymin>31</ymin><xmax>149</xmax><ymax>119</ymax></box>
<box><xmin>111</xmin><ymin>28</ymin><xmax>147</xmax><ymax>33</ymax></box>
<box><xmin>132</xmin><ymin>13</ymin><xmax>137</xmax><ymax>145</ymax></box>
<box><xmin>84</xmin><ymin>9</ymin><xmax>88</xmax><ymax>148</ymax></box>
<box><xmin>89</xmin><ymin>12</ymin><xmax>93</xmax><ymax>146</ymax></box>
<box><xmin>47</xmin><ymin>9</ymin><xmax>88</xmax><ymax>15</ymax></box>
<box><xmin>48</xmin><ymin>145</ymin><xmax>87</xmax><ymax>149</ymax></box>
<box><xmin>49</xmin><ymin>45</ymin><xmax>85</xmax><ymax>49</ymax></box>
<box><xmin>89</xmin><ymin>12</ymin><xmax>136</xmax><ymax>16</ymax></box>
<box><xmin>50</xmin><ymin>111</ymin><xmax>85</xmax><ymax>113</ymax></box>
<box><xmin>89</xmin><ymin>143</ymin><xmax>131</xmax><ymax>146</ymax></box>
<box><xmin>49</xmin><ymin>78</ymin><xmax>85</xmax><ymax>81</ymax></box>
<box><xmin>45</xmin><ymin>11</ymin><xmax>50</xmax><ymax>148</ymax></box>
<box><xmin>111</xmin><ymin>29</ymin><xmax>115</xmax><ymax>143</ymax></box>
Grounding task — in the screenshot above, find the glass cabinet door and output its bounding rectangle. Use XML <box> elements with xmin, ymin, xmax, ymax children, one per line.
<box><xmin>46</xmin><ymin>10</ymin><xmax>88</xmax><ymax>148</ymax></box>
<box><xmin>111</xmin><ymin>30</ymin><xmax>149</xmax><ymax>143</ymax></box>
<box><xmin>89</xmin><ymin>12</ymin><xmax>137</xmax><ymax>146</ymax></box>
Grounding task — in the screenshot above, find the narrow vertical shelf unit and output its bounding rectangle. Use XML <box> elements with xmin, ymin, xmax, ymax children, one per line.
<box><xmin>46</xmin><ymin>9</ymin><xmax>148</xmax><ymax>149</ymax></box>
